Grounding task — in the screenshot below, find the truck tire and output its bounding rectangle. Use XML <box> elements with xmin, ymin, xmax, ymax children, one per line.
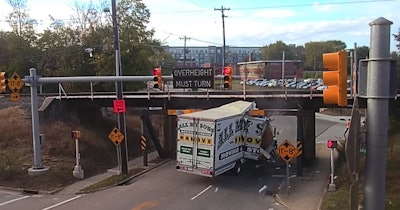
<box><xmin>231</xmin><ymin>160</ymin><xmax>242</xmax><ymax>176</ymax></box>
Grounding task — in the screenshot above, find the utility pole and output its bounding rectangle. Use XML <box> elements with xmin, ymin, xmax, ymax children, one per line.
<box><xmin>111</xmin><ymin>0</ymin><xmax>128</xmax><ymax>175</ymax></box>
<box><xmin>180</xmin><ymin>36</ymin><xmax>191</xmax><ymax>67</ymax></box>
<box><xmin>214</xmin><ymin>6</ymin><xmax>230</xmax><ymax>68</ymax></box>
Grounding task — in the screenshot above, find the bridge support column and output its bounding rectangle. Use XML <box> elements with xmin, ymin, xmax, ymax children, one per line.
<box><xmin>164</xmin><ymin>114</ymin><xmax>177</xmax><ymax>158</ymax></box>
<box><xmin>298</xmin><ymin>110</ymin><xmax>316</xmax><ymax>166</ymax></box>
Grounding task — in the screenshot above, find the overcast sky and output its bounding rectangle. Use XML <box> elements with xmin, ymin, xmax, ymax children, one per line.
<box><xmin>0</xmin><ymin>0</ymin><xmax>399</xmax><ymax>51</ymax></box>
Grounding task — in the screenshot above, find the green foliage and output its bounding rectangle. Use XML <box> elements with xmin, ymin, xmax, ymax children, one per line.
<box><xmin>0</xmin><ymin>0</ymin><xmax>164</xmax><ymax>92</ymax></box>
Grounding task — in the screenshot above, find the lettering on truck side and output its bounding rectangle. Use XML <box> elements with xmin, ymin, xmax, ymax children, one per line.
<box><xmin>219</xmin><ymin>146</ymin><xmax>243</xmax><ymax>160</ymax></box>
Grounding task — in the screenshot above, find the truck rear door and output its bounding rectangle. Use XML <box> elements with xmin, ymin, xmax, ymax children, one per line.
<box><xmin>177</xmin><ymin>118</ymin><xmax>214</xmax><ymax>176</ymax></box>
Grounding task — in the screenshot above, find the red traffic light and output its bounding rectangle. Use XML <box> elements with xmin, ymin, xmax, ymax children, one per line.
<box><xmin>327</xmin><ymin>139</ymin><xmax>337</xmax><ymax>148</ymax></box>
<box><xmin>223</xmin><ymin>67</ymin><xmax>231</xmax><ymax>75</ymax></box>
<box><xmin>153</xmin><ymin>67</ymin><xmax>162</xmax><ymax>90</ymax></box>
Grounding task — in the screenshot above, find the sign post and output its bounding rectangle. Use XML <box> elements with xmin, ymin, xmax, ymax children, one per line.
<box><xmin>108</xmin><ymin>127</ymin><xmax>125</xmax><ymax>174</ymax></box>
<box><xmin>71</xmin><ymin>131</ymin><xmax>84</xmax><ymax>179</ymax></box>
<box><xmin>327</xmin><ymin>139</ymin><xmax>337</xmax><ymax>191</ymax></box>
<box><xmin>277</xmin><ymin>140</ymin><xmax>299</xmax><ymax>194</ymax></box>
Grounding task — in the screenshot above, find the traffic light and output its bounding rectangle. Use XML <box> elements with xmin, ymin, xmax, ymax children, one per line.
<box><xmin>322</xmin><ymin>51</ymin><xmax>348</xmax><ymax>107</ymax></box>
<box><xmin>327</xmin><ymin>139</ymin><xmax>338</xmax><ymax>148</ymax></box>
<box><xmin>0</xmin><ymin>72</ymin><xmax>7</xmax><ymax>93</ymax></box>
<box><xmin>223</xmin><ymin>66</ymin><xmax>232</xmax><ymax>89</ymax></box>
<box><xmin>153</xmin><ymin>67</ymin><xmax>162</xmax><ymax>90</ymax></box>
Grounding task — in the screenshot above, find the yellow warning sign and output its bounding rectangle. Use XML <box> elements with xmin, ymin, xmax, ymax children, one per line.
<box><xmin>10</xmin><ymin>92</ymin><xmax>20</xmax><ymax>102</ymax></box>
<box><xmin>277</xmin><ymin>139</ymin><xmax>298</xmax><ymax>163</ymax></box>
<box><xmin>108</xmin><ymin>127</ymin><xmax>124</xmax><ymax>145</ymax></box>
<box><xmin>7</xmin><ymin>72</ymin><xmax>24</xmax><ymax>92</ymax></box>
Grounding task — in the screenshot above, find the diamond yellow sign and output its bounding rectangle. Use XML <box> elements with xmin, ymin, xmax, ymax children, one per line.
<box><xmin>108</xmin><ymin>127</ymin><xmax>124</xmax><ymax>145</ymax></box>
<box><xmin>7</xmin><ymin>72</ymin><xmax>24</xmax><ymax>93</ymax></box>
<box><xmin>277</xmin><ymin>139</ymin><xmax>299</xmax><ymax>163</ymax></box>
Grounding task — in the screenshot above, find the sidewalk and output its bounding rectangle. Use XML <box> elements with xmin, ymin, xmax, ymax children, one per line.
<box><xmin>275</xmin><ymin>144</ymin><xmax>335</xmax><ymax>210</ymax></box>
<box><xmin>275</xmin><ymin>115</ymin><xmax>342</xmax><ymax>210</ymax></box>
<box><xmin>56</xmin><ymin>151</ymin><xmax>168</xmax><ymax>195</ymax></box>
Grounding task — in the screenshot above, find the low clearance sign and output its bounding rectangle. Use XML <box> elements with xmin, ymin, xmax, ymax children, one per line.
<box><xmin>173</xmin><ymin>68</ymin><xmax>214</xmax><ymax>89</ymax></box>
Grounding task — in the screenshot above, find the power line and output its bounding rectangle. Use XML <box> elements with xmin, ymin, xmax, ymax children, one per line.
<box><xmin>149</xmin><ymin>0</ymin><xmax>399</xmax><ymax>14</ymax></box>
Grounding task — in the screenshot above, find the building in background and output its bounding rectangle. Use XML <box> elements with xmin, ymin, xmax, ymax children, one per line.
<box><xmin>162</xmin><ymin>45</ymin><xmax>262</xmax><ymax>73</ymax></box>
<box><xmin>237</xmin><ymin>60</ymin><xmax>304</xmax><ymax>80</ymax></box>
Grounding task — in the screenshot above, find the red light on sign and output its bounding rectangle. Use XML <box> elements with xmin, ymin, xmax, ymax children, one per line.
<box><xmin>327</xmin><ymin>139</ymin><xmax>337</xmax><ymax>148</ymax></box>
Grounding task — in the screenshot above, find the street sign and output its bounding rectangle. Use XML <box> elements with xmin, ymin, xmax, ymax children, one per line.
<box><xmin>108</xmin><ymin>127</ymin><xmax>125</xmax><ymax>145</ymax></box>
<box><xmin>277</xmin><ymin>139</ymin><xmax>299</xmax><ymax>163</ymax></box>
<box><xmin>113</xmin><ymin>99</ymin><xmax>126</xmax><ymax>113</ymax></box>
<box><xmin>7</xmin><ymin>72</ymin><xmax>24</xmax><ymax>92</ymax></box>
<box><xmin>172</xmin><ymin>68</ymin><xmax>214</xmax><ymax>89</ymax></box>
<box><xmin>10</xmin><ymin>92</ymin><xmax>20</xmax><ymax>102</ymax></box>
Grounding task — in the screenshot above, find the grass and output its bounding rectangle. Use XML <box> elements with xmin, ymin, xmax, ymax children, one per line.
<box><xmin>320</xmin><ymin>127</ymin><xmax>400</xmax><ymax>209</ymax></box>
<box><xmin>0</xmin><ymin>106</ymin><xmax>149</xmax><ymax>191</ymax></box>
<box><xmin>78</xmin><ymin>167</ymin><xmax>146</xmax><ymax>193</ymax></box>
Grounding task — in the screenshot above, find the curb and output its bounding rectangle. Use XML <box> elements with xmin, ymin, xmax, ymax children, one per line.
<box><xmin>0</xmin><ymin>186</ymin><xmax>62</xmax><ymax>195</ymax></box>
<box><xmin>76</xmin><ymin>159</ymin><xmax>171</xmax><ymax>194</ymax></box>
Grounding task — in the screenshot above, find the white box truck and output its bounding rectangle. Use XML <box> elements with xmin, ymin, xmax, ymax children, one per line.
<box><xmin>176</xmin><ymin>100</ymin><xmax>276</xmax><ymax>177</ymax></box>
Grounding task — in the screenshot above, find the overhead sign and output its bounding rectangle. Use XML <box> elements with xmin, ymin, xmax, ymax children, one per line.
<box><xmin>172</xmin><ymin>68</ymin><xmax>214</xmax><ymax>89</ymax></box>
<box><xmin>113</xmin><ymin>99</ymin><xmax>126</xmax><ymax>113</ymax></box>
<box><xmin>277</xmin><ymin>139</ymin><xmax>299</xmax><ymax>163</ymax></box>
<box><xmin>7</xmin><ymin>72</ymin><xmax>24</xmax><ymax>92</ymax></box>
<box><xmin>108</xmin><ymin>127</ymin><xmax>125</xmax><ymax>145</ymax></box>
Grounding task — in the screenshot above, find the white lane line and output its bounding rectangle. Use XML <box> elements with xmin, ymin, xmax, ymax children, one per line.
<box><xmin>41</xmin><ymin>195</ymin><xmax>82</xmax><ymax>210</ymax></box>
<box><xmin>0</xmin><ymin>195</ymin><xmax>30</xmax><ymax>207</ymax></box>
<box><xmin>191</xmin><ymin>185</ymin><xmax>212</xmax><ymax>201</ymax></box>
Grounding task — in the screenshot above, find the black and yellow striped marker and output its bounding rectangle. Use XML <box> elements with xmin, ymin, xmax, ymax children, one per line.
<box><xmin>141</xmin><ymin>135</ymin><xmax>147</xmax><ymax>150</ymax></box>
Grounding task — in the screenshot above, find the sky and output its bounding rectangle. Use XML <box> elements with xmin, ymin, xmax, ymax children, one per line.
<box><xmin>0</xmin><ymin>0</ymin><xmax>399</xmax><ymax>51</ymax></box>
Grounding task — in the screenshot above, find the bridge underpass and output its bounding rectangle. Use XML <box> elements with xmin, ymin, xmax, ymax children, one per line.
<box><xmin>37</xmin><ymin>91</ymin><xmax>365</xmax><ymax>167</ymax></box>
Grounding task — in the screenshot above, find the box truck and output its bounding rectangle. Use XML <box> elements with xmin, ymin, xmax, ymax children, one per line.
<box><xmin>176</xmin><ymin>100</ymin><xmax>276</xmax><ymax>177</ymax></box>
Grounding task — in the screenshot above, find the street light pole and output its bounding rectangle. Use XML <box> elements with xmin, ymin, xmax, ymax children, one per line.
<box><xmin>111</xmin><ymin>0</ymin><xmax>128</xmax><ymax>175</ymax></box>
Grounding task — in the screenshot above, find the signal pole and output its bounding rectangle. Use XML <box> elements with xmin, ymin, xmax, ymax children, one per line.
<box><xmin>214</xmin><ymin>6</ymin><xmax>230</xmax><ymax>68</ymax></box>
<box><xmin>111</xmin><ymin>0</ymin><xmax>128</xmax><ymax>175</ymax></box>
<box><xmin>180</xmin><ymin>36</ymin><xmax>191</xmax><ymax>67</ymax></box>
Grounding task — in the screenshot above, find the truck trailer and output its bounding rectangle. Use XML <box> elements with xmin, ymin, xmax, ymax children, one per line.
<box><xmin>176</xmin><ymin>100</ymin><xmax>276</xmax><ymax>177</ymax></box>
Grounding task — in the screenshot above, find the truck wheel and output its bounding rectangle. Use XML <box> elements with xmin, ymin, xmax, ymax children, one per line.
<box><xmin>231</xmin><ymin>161</ymin><xmax>242</xmax><ymax>176</ymax></box>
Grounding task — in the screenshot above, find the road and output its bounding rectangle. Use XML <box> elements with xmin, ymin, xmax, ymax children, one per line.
<box><xmin>0</xmin><ymin>115</ymin><xmax>345</xmax><ymax>210</ymax></box>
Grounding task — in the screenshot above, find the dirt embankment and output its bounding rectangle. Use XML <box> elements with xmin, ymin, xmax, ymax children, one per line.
<box><xmin>0</xmin><ymin>96</ymin><xmax>146</xmax><ymax>191</ymax></box>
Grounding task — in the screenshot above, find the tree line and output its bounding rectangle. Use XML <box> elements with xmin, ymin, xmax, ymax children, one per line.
<box><xmin>0</xmin><ymin>0</ymin><xmax>399</xmax><ymax>93</ymax></box>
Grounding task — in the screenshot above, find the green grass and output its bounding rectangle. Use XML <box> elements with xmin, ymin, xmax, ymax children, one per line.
<box><xmin>320</xmin><ymin>128</ymin><xmax>400</xmax><ymax>209</ymax></box>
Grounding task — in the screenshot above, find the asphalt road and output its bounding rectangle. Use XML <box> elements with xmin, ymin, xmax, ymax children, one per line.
<box><xmin>0</xmin><ymin>115</ymin><xmax>343</xmax><ymax>210</ymax></box>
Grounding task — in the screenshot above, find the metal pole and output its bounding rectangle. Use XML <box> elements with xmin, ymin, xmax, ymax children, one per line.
<box><xmin>111</xmin><ymin>0</ymin><xmax>128</xmax><ymax>175</ymax></box>
<box><xmin>328</xmin><ymin>148</ymin><xmax>336</xmax><ymax>191</ymax></box>
<box><xmin>73</xmin><ymin>138</ymin><xmax>84</xmax><ymax>179</ymax></box>
<box><xmin>364</xmin><ymin>17</ymin><xmax>392</xmax><ymax>210</ymax></box>
<box><xmin>27</xmin><ymin>68</ymin><xmax>49</xmax><ymax>176</ymax></box>
<box><xmin>282</xmin><ymin>51</ymin><xmax>285</xmax><ymax>90</ymax></box>
<box><xmin>286</xmin><ymin>162</ymin><xmax>290</xmax><ymax>194</ymax></box>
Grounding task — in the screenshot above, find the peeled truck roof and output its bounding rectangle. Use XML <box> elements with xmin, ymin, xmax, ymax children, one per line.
<box><xmin>179</xmin><ymin>100</ymin><xmax>255</xmax><ymax>121</ymax></box>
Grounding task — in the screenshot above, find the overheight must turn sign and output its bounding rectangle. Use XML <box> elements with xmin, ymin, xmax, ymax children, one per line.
<box><xmin>172</xmin><ymin>68</ymin><xmax>214</xmax><ymax>89</ymax></box>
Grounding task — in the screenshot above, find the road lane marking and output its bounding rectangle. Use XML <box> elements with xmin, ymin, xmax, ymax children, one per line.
<box><xmin>41</xmin><ymin>195</ymin><xmax>82</xmax><ymax>210</ymax></box>
<box><xmin>191</xmin><ymin>185</ymin><xmax>212</xmax><ymax>200</ymax></box>
<box><xmin>0</xmin><ymin>195</ymin><xmax>30</xmax><ymax>207</ymax></box>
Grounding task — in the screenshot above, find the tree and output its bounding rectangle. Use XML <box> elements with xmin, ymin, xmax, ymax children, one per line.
<box><xmin>304</xmin><ymin>40</ymin><xmax>346</xmax><ymax>71</ymax></box>
<box><xmin>261</xmin><ymin>41</ymin><xmax>295</xmax><ymax>60</ymax></box>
